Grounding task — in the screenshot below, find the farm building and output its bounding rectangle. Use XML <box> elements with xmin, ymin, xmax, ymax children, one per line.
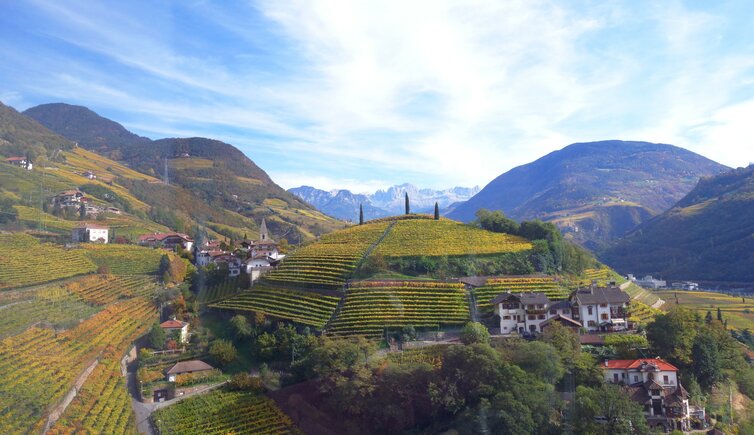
<box><xmin>166</xmin><ymin>360</ymin><xmax>215</xmax><ymax>382</ymax></box>
<box><xmin>4</xmin><ymin>156</ymin><xmax>32</xmax><ymax>170</ymax></box>
<box><xmin>72</xmin><ymin>223</ymin><xmax>109</xmax><ymax>243</ymax></box>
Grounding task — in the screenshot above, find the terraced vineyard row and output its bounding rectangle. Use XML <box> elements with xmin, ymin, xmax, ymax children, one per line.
<box><xmin>374</xmin><ymin>218</ymin><xmax>533</xmax><ymax>258</ymax></box>
<box><xmin>0</xmin><ymin>233</ymin><xmax>96</xmax><ymax>289</ymax></box>
<box><xmin>198</xmin><ymin>279</ymin><xmax>241</xmax><ymax>304</ymax></box>
<box><xmin>474</xmin><ymin>276</ymin><xmax>570</xmax><ymax>313</ymax></box>
<box><xmin>627</xmin><ymin>300</ymin><xmax>662</xmax><ymax>325</ymax></box>
<box><xmin>67</xmin><ymin>274</ymin><xmax>158</xmax><ymax>305</ymax></box>
<box><xmin>328</xmin><ymin>280</ymin><xmax>470</xmax><ymax>337</ymax></box>
<box><xmin>82</xmin><ymin>243</ymin><xmax>165</xmax><ymax>275</ymax></box>
<box><xmin>211</xmin><ymin>285</ymin><xmax>340</xmax><ymax>328</ymax></box>
<box><xmin>0</xmin><ymin>284</ymin><xmax>101</xmax><ymax>338</ymax></box>
<box><xmin>49</xmin><ymin>360</ymin><xmax>135</xmax><ymax>435</ymax></box>
<box><xmin>151</xmin><ymin>389</ymin><xmax>298</xmax><ymax>435</ymax></box>
<box><xmin>571</xmin><ymin>267</ymin><xmax>614</xmax><ymax>288</ymax></box>
<box><xmin>264</xmin><ymin>222</ymin><xmax>391</xmax><ymax>289</ymax></box>
<box><xmin>0</xmin><ymin>297</ymin><xmax>155</xmax><ymax>434</ymax></box>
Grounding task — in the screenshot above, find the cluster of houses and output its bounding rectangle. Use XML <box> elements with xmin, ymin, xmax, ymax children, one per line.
<box><xmin>52</xmin><ymin>189</ymin><xmax>121</xmax><ymax>217</ymax></box>
<box><xmin>488</xmin><ymin>285</ymin><xmax>709</xmax><ymax>430</ymax></box>
<box><xmin>492</xmin><ymin>285</ymin><xmax>631</xmax><ymax>334</ymax></box>
<box><xmin>194</xmin><ymin>219</ymin><xmax>284</xmax><ymax>280</ymax></box>
<box><xmin>627</xmin><ymin>274</ymin><xmax>700</xmax><ymax>291</ymax></box>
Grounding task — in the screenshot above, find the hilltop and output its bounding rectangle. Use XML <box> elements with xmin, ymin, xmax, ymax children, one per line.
<box><xmin>0</xmin><ymin>102</ymin><xmax>74</xmax><ymax>158</ymax></box>
<box><xmin>448</xmin><ymin>140</ymin><xmax>729</xmax><ymax>250</ymax></box>
<box><xmin>601</xmin><ymin>165</ymin><xmax>754</xmax><ymax>284</ymax></box>
<box><xmin>22</xmin><ymin>102</ymin><xmax>343</xmax><ymax>242</ymax></box>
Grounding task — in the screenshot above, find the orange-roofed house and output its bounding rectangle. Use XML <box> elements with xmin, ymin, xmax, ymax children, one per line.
<box><xmin>138</xmin><ymin>232</ymin><xmax>194</xmax><ymax>251</ymax></box>
<box><xmin>160</xmin><ymin>318</ymin><xmax>189</xmax><ymax>343</ymax></box>
<box><xmin>4</xmin><ymin>156</ymin><xmax>32</xmax><ymax>170</ymax></box>
<box><xmin>602</xmin><ymin>358</ymin><xmax>691</xmax><ymax>432</ymax></box>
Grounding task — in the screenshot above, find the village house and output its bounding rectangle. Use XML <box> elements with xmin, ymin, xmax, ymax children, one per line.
<box><xmin>211</xmin><ymin>253</ymin><xmax>243</xmax><ymax>277</ymax></box>
<box><xmin>4</xmin><ymin>156</ymin><xmax>33</xmax><ymax>170</ymax></box>
<box><xmin>138</xmin><ymin>232</ymin><xmax>194</xmax><ymax>251</ymax></box>
<box><xmin>71</xmin><ymin>223</ymin><xmax>109</xmax><ymax>243</ymax></box>
<box><xmin>629</xmin><ymin>274</ymin><xmax>667</xmax><ymax>289</ymax></box>
<box><xmin>160</xmin><ymin>318</ymin><xmax>190</xmax><ymax>344</ymax></box>
<box><xmin>570</xmin><ymin>286</ymin><xmax>630</xmax><ymax>332</ymax></box>
<box><xmin>240</xmin><ymin>219</ymin><xmax>283</xmax><ymax>261</ymax></box>
<box><xmin>165</xmin><ymin>360</ymin><xmax>215</xmax><ymax>382</ymax></box>
<box><xmin>602</xmin><ymin>358</ymin><xmax>691</xmax><ymax>432</ymax></box>
<box><xmin>492</xmin><ymin>285</ymin><xmax>631</xmax><ymax>335</ymax></box>
<box><xmin>53</xmin><ymin>189</ymin><xmax>85</xmax><ymax>207</ymax></box>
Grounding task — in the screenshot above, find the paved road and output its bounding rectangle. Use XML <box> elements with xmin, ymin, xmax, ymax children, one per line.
<box><xmin>125</xmin><ymin>360</ymin><xmax>227</xmax><ymax>434</ymax></box>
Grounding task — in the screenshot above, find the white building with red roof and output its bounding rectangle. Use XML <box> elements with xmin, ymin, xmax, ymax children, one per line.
<box><xmin>160</xmin><ymin>318</ymin><xmax>190</xmax><ymax>343</ymax></box>
<box><xmin>72</xmin><ymin>223</ymin><xmax>109</xmax><ymax>243</ymax></box>
<box><xmin>602</xmin><ymin>358</ymin><xmax>690</xmax><ymax>432</ymax></box>
<box><xmin>4</xmin><ymin>156</ymin><xmax>32</xmax><ymax>170</ymax></box>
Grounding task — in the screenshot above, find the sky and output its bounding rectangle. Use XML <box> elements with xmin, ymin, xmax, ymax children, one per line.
<box><xmin>1</xmin><ymin>0</ymin><xmax>754</xmax><ymax>193</ymax></box>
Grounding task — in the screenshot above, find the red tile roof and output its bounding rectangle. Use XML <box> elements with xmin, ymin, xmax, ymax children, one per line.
<box><xmin>160</xmin><ymin>319</ymin><xmax>188</xmax><ymax>329</ymax></box>
<box><xmin>4</xmin><ymin>156</ymin><xmax>26</xmax><ymax>162</ymax></box>
<box><xmin>603</xmin><ymin>358</ymin><xmax>678</xmax><ymax>371</ymax></box>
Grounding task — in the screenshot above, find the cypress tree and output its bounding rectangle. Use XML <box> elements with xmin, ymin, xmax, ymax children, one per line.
<box><xmin>359</xmin><ymin>204</ymin><xmax>364</xmax><ymax>225</ymax></box>
<box><xmin>434</xmin><ymin>202</ymin><xmax>439</xmax><ymax>220</ymax></box>
<box><xmin>717</xmin><ymin>307</ymin><xmax>723</xmax><ymax>321</ymax></box>
<box><xmin>405</xmin><ymin>192</ymin><xmax>410</xmax><ymax>215</ymax></box>
<box><xmin>705</xmin><ymin>310</ymin><xmax>713</xmax><ymax>323</ymax></box>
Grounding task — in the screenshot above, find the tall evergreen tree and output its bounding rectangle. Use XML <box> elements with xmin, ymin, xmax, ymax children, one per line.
<box><xmin>717</xmin><ymin>307</ymin><xmax>723</xmax><ymax>321</ymax></box>
<box><xmin>359</xmin><ymin>204</ymin><xmax>364</xmax><ymax>225</ymax></box>
<box><xmin>434</xmin><ymin>202</ymin><xmax>440</xmax><ymax>220</ymax></box>
<box><xmin>79</xmin><ymin>202</ymin><xmax>86</xmax><ymax>220</ymax></box>
<box><xmin>705</xmin><ymin>310</ymin><xmax>713</xmax><ymax>323</ymax></box>
<box><xmin>405</xmin><ymin>192</ymin><xmax>410</xmax><ymax>215</ymax></box>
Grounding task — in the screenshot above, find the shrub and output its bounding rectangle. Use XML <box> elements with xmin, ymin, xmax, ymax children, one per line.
<box><xmin>461</xmin><ymin>322</ymin><xmax>490</xmax><ymax>345</ymax></box>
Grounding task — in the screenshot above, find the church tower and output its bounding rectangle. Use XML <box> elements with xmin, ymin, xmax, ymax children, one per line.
<box><xmin>259</xmin><ymin>218</ymin><xmax>269</xmax><ymax>241</ymax></box>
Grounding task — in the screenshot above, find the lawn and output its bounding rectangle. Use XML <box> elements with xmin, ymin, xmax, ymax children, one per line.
<box><xmin>655</xmin><ymin>290</ymin><xmax>754</xmax><ymax>331</ymax></box>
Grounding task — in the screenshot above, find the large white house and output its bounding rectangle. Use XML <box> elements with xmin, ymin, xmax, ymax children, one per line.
<box><xmin>71</xmin><ymin>223</ymin><xmax>109</xmax><ymax>243</ymax></box>
<box><xmin>603</xmin><ymin>358</ymin><xmax>690</xmax><ymax>432</ymax></box>
<box><xmin>492</xmin><ymin>286</ymin><xmax>631</xmax><ymax>335</ymax></box>
<box><xmin>570</xmin><ymin>286</ymin><xmax>631</xmax><ymax>332</ymax></box>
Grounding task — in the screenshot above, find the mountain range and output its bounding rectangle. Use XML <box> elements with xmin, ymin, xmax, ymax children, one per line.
<box><xmin>5</xmin><ymin>102</ymin><xmax>344</xmax><ymax>243</ymax></box>
<box><xmin>447</xmin><ymin>140</ymin><xmax>729</xmax><ymax>250</ymax></box>
<box><xmin>289</xmin><ymin>184</ymin><xmax>480</xmax><ymax>222</ymax></box>
<box><xmin>600</xmin><ymin>164</ymin><xmax>754</xmax><ymax>284</ymax></box>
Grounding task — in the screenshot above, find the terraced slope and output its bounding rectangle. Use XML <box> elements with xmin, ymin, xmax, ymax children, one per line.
<box><xmin>473</xmin><ymin>276</ymin><xmax>569</xmax><ymax>314</ymax></box>
<box><xmin>0</xmin><ymin>233</ymin><xmax>96</xmax><ymax>289</ymax></box>
<box><xmin>210</xmin><ymin>285</ymin><xmax>340</xmax><ymax>328</ymax></box>
<box><xmin>81</xmin><ymin>244</ymin><xmax>165</xmax><ymax>275</ymax></box>
<box><xmin>263</xmin><ymin>222</ymin><xmax>391</xmax><ymax>289</ymax></box>
<box><xmin>151</xmin><ymin>390</ymin><xmax>298</xmax><ymax>435</ymax></box>
<box><xmin>0</xmin><ymin>297</ymin><xmax>155</xmax><ymax>433</ymax></box>
<box><xmin>328</xmin><ymin>280</ymin><xmax>470</xmax><ymax>337</ymax></box>
<box><xmin>374</xmin><ymin>217</ymin><xmax>532</xmax><ymax>258</ymax></box>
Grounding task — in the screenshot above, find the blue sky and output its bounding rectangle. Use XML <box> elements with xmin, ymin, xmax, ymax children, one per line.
<box><xmin>2</xmin><ymin>1</ymin><xmax>754</xmax><ymax>193</ymax></box>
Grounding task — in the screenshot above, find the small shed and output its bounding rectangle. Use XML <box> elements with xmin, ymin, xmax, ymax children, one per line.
<box><xmin>166</xmin><ymin>360</ymin><xmax>214</xmax><ymax>382</ymax></box>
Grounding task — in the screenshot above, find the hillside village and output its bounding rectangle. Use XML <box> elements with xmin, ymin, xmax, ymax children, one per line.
<box><xmin>2</xmin><ymin>112</ymin><xmax>754</xmax><ymax>434</ymax></box>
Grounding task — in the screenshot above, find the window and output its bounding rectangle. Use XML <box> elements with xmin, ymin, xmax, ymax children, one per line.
<box><xmin>538</xmin><ymin>314</ymin><xmax>545</xmax><ymax>319</ymax></box>
<box><xmin>613</xmin><ymin>373</ymin><xmax>619</xmax><ymax>383</ymax></box>
<box><xmin>528</xmin><ymin>315</ymin><xmax>535</xmax><ymax>320</ymax></box>
<box><xmin>588</xmin><ymin>306</ymin><xmax>593</xmax><ymax>315</ymax></box>
<box><xmin>588</xmin><ymin>320</ymin><xmax>596</xmax><ymax>327</ymax></box>
<box><xmin>663</xmin><ymin>375</ymin><xmax>669</xmax><ymax>384</ymax></box>
<box><xmin>537</xmin><ymin>304</ymin><xmax>544</xmax><ymax>309</ymax></box>
<box><xmin>634</xmin><ymin>375</ymin><xmax>638</xmax><ymax>383</ymax></box>
<box><xmin>600</xmin><ymin>303</ymin><xmax>607</xmax><ymax>308</ymax></box>
<box><xmin>621</xmin><ymin>373</ymin><xmax>625</xmax><ymax>379</ymax></box>
<box><xmin>601</xmin><ymin>313</ymin><xmax>608</xmax><ymax>320</ymax></box>
<box><xmin>503</xmin><ymin>315</ymin><xmax>511</xmax><ymax>320</ymax></box>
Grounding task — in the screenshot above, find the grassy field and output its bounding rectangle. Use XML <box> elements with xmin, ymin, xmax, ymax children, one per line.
<box><xmin>656</xmin><ymin>290</ymin><xmax>754</xmax><ymax>330</ymax></box>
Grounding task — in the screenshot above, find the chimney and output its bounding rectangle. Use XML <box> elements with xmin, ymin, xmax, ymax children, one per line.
<box><xmin>604</xmin><ymin>359</ymin><xmax>609</xmax><ymax>367</ymax></box>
